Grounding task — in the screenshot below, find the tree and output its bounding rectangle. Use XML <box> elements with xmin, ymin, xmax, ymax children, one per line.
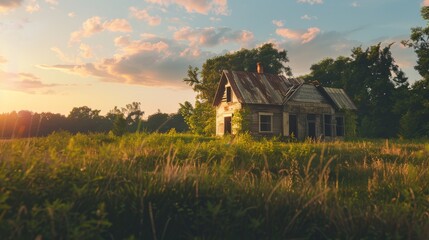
<box><xmin>67</xmin><ymin>106</ymin><xmax>105</xmax><ymax>133</ymax></box>
<box><xmin>303</xmin><ymin>56</ymin><xmax>350</xmax><ymax>88</ymax></box>
<box><xmin>183</xmin><ymin>43</ymin><xmax>291</xmax><ymax>135</ymax></box>
<box><xmin>122</xmin><ymin>102</ymin><xmax>144</xmax><ymax>129</ymax></box>
<box><xmin>107</xmin><ymin>102</ymin><xmax>144</xmax><ymax>133</ymax></box>
<box><xmin>402</xmin><ymin>7</ymin><xmax>429</xmax><ymax>81</ymax></box>
<box><xmin>304</xmin><ymin>43</ymin><xmax>408</xmax><ymax>138</ymax></box>
<box><xmin>145</xmin><ymin>110</ymin><xmax>169</xmax><ymax>132</ymax></box>
<box><xmin>400</xmin><ymin>6</ymin><xmax>429</xmax><ymax>138</ymax></box>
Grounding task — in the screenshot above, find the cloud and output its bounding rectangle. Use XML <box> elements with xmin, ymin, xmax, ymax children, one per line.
<box><xmin>0</xmin><ymin>0</ymin><xmax>23</xmax><ymax>13</ymax></box>
<box><xmin>51</xmin><ymin>47</ymin><xmax>76</xmax><ymax>63</ymax></box>
<box><xmin>173</xmin><ymin>26</ymin><xmax>254</xmax><ymax>47</ymax></box>
<box><xmin>0</xmin><ymin>70</ymin><xmax>60</xmax><ymax>93</ymax></box>
<box><xmin>25</xmin><ymin>0</ymin><xmax>40</xmax><ymax>13</ymax></box>
<box><xmin>272</xmin><ymin>20</ymin><xmax>284</xmax><ymax>27</ymax></box>
<box><xmin>301</xmin><ymin>14</ymin><xmax>317</xmax><ymax>20</ymax></box>
<box><xmin>351</xmin><ymin>2</ymin><xmax>359</xmax><ymax>7</ymax></box>
<box><xmin>45</xmin><ymin>0</ymin><xmax>58</xmax><ymax>5</ymax></box>
<box><xmin>40</xmin><ymin>35</ymin><xmax>214</xmax><ymax>87</ymax></box>
<box><xmin>129</xmin><ymin>7</ymin><xmax>161</xmax><ymax>26</ymax></box>
<box><xmin>276</xmin><ymin>27</ymin><xmax>320</xmax><ymax>44</ymax></box>
<box><xmin>145</xmin><ymin>0</ymin><xmax>229</xmax><ymax>15</ymax></box>
<box><xmin>68</xmin><ymin>12</ymin><xmax>75</xmax><ymax>18</ymax></box>
<box><xmin>70</xmin><ymin>17</ymin><xmax>133</xmax><ymax>43</ymax></box>
<box><xmin>79</xmin><ymin>43</ymin><xmax>93</xmax><ymax>59</ymax></box>
<box><xmin>0</xmin><ymin>55</ymin><xmax>7</xmax><ymax>64</ymax></box>
<box><xmin>423</xmin><ymin>0</ymin><xmax>429</xmax><ymax>6</ymax></box>
<box><xmin>297</xmin><ymin>0</ymin><xmax>323</xmax><ymax>5</ymax></box>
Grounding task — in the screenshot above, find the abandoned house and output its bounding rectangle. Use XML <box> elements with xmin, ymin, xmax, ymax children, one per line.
<box><xmin>213</xmin><ymin>63</ymin><xmax>357</xmax><ymax>140</ymax></box>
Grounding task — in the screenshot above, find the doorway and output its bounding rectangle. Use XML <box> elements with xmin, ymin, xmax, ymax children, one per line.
<box><xmin>307</xmin><ymin>114</ymin><xmax>316</xmax><ymax>139</ymax></box>
<box><xmin>224</xmin><ymin>116</ymin><xmax>232</xmax><ymax>134</ymax></box>
<box><xmin>289</xmin><ymin>114</ymin><xmax>298</xmax><ymax>138</ymax></box>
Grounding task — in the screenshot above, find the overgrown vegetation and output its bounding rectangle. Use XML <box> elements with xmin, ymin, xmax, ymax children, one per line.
<box><xmin>1</xmin><ymin>132</ymin><xmax>428</xmax><ymax>239</ymax></box>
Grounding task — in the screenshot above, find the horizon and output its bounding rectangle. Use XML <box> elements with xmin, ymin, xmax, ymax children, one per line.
<box><xmin>1</xmin><ymin>0</ymin><xmax>427</xmax><ymax>116</ymax></box>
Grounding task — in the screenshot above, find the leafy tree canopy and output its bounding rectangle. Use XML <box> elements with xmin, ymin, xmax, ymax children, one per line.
<box><xmin>184</xmin><ymin>43</ymin><xmax>291</xmax><ymax>104</ymax></box>
<box><xmin>182</xmin><ymin>43</ymin><xmax>291</xmax><ymax>135</ymax></box>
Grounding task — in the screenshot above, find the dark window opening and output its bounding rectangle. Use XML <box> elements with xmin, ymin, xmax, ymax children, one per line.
<box><xmin>324</xmin><ymin>115</ymin><xmax>332</xmax><ymax>137</ymax></box>
<box><xmin>307</xmin><ymin>114</ymin><xmax>316</xmax><ymax>139</ymax></box>
<box><xmin>289</xmin><ymin>114</ymin><xmax>298</xmax><ymax>138</ymax></box>
<box><xmin>260</xmin><ymin>114</ymin><xmax>272</xmax><ymax>132</ymax></box>
<box><xmin>226</xmin><ymin>87</ymin><xmax>232</xmax><ymax>102</ymax></box>
<box><xmin>224</xmin><ymin>116</ymin><xmax>232</xmax><ymax>134</ymax></box>
<box><xmin>336</xmin><ymin>116</ymin><xmax>345</xmax><ymax>137</ymax></box>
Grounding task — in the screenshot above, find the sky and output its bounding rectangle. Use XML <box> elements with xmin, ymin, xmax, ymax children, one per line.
<box><xmin>0</xmin><ymin>0</ymin><xmax>427</xmax><ymax>116</ymax></box>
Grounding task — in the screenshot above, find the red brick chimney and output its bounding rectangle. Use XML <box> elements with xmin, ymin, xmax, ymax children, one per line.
<box><xmin>257</xmin><ymin>62</ymin><xmax>263</xmax><ymax>74</ymax></box>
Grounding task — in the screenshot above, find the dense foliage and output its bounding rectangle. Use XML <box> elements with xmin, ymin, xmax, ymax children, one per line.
<box><xmin>179</xmin><ymin>7</ymin><xmax>429</xmax><ymax>139</ymax></box>
<box><xmin>180</xmin><ymin>43</ymin><xmax>291</xmax><ymax>135</ymax></box>
<box><xmin>0</xmin><ymin>104</ymin><xmax>188</xmax><ymax>138</ymax></box>
<box><xmin>303</xmin><ymin>43</ymin><xmax>408</xmax><ymax>138</ymax></box>
<box><xmin>1</xmin><ymin>133</ymin><xmax>428</xmax><ymax>239</ymax></box>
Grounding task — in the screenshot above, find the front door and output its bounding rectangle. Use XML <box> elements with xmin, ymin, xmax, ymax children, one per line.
<box><xmin>224</xmin><ymin>117</ymin><xmax>232</xmax><ymax>134</ymax></box>
<box><xmin>289</xmin><ymin>114</ymin><xmax>298</xmax><ymax>138</ymax></box>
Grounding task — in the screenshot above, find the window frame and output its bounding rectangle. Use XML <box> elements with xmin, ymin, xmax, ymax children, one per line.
<box><xmin>335</xmin><ymin>116</ymin><xmax>345</xmax><ymax>137</ymax></box>
<box><xmin>259</xmin><ymin>112</ymin><xmax>273</xmax><ymax>133</ymax></box>
<box><xmin>226</xmin><ymin>86</ymin><xmax>232</xmax><ymax>103</ymax></box>
<box><xmin>323</xmin><ymin>114</ymin><xmax>332</xmax><ymax>137</ymax></box>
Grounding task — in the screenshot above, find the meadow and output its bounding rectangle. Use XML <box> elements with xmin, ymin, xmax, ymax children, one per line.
<box><xmin>0</xmin><ymin>132</ymin><xmax>428</xmax><ymax>239</ymax></box>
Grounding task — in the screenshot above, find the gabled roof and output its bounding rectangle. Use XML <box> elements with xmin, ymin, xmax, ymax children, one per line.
<box><xmin>213</xmin><ymin>70</ymin><xmax>357</xmax><ymax>111</ymax></box>
<box><xmin>213</xmin><ymin>70</ymin><xmax>303</xmax><ymax>106</ymax></box>
<box><xmin>322</xmin><ymin>87</ymin><xmax>357</xmax><ymax>110</ymax></box>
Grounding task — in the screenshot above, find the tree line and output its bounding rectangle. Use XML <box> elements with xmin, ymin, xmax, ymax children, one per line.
<box><xmin>180</xmin><ymin>7</ymin><xmax>429</xmax><ymax>139</ymax></box>
<box><xmin>3</xmin><ymin>7</ymin><xmax>429</xmax><ymax>139</ymax></box>
<box><xmin>0</xmin><ymin>103</ymin><xmax>188</xmax><ymax>138</ymax></box>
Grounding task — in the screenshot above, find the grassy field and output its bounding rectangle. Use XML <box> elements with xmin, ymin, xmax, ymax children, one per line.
<box><xmin>0</xmin><ymin>132</ymin><xmax>428</xmax><ymax>239</ymax></box>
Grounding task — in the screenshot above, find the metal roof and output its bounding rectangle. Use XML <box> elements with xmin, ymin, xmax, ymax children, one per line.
<box><xmin>213</xmin><ymin>70</ymin><xmax>357</xmax><ymax>111</ymax></box>
<box><xmin>220</xmin><ymin>70</ymin><xmax>303</xmax><ymax>105</ymax></box>
<box><xmin>322</xmin><ymin>87</ymin><xmax>357</xmax><ymax>110</ymax></box>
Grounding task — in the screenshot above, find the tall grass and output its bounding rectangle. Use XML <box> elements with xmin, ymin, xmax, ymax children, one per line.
<box><xmin>0</xmin><ymin>132</ymin><xmax>428</xmax><ymax>239</ymax></box>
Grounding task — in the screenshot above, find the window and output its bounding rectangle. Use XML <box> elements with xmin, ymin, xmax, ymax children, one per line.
<box><xmin>259</xmin><ymin>113</ymin><xmax>273</xmax><ymax>132</ymax></box>
<box><xmin>324</xmin><ymin>115</ymin><xmax>332</xmax><ymax>137</ymax></box>
<box><xmin>336</xmin><ymin>116</ymin><xmax>345</xmax><ymax>137</ymax></box>
<box><xmin>226</xmin><ymin>87</ymin><xmax>232</xmax><ymax>102</ymax></box>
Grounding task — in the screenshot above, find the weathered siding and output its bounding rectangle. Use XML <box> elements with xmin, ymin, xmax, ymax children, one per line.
<box><xmin>213</xmin><ymin>71</ymin><xmax>356</xmax><ymax>140</ymax></box>
<box><xmin>285</xmin><ymin>101</ymin><xmax>336</xmax><ymax>140</ymax></box>
<box><xmin>245</xmin><ymin>104</ymin><xmax>283</xmax><ymax>137</ymax></box>
<box><xmin>215</xmin><ymin>80</ymin><xmax>243</xmax><ymax>136</ymax></box>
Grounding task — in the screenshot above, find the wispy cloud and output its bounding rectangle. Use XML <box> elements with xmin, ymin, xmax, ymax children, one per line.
<box><xmin>0</xmin><ymin>55</ymin><xmax>7</xmax><ymax>64</ymax></box>
<box><xmin>297</xmin><ymin>0</ymin><xmax>323</xmax><ymax>5</ymax></box>
<box><xmin>272</xmin><ymin>20</ymin><xmax>284</xmax><ymax>27</ymax></box>
<box><xmin>70</xmin><ymin>17</ymin><xmax>133</xmax><ymax>43</ymax></box>
<box><xmin>351</xmin><ymin>2</ymin><xmax>359</xmax><ymax>8</ymax></box>
<box><xmin>173</xmin><ymin>26</ymin><xmax>254</xmax><ymax>47</ymax></box>
<box><xmin>301</xmin><ymin>14</ymin><xmax>317</xmax><ymax>20</ymax></box>
<box><xmin>68</xmin><ymin>12</ymin><xmax>75</xmax><ymax>18</ymax></box>
<box><xmin>51</xmin><ymin>47</ymin><xmax>76</xmax><ymax>63</ymax></box>
<box><xmin>41</xmin><ymin>35</ymin><xmax>214</xmax><ymax>87</ymax></box>
<box><xmin>0</xmin><ymin>70</ymin><xmax>60</xmax><ymax>93</ymax></box>
<box><xmin>145</xmin><ymin>0</ymin><xmax>229</xmax><ymax>15</ymax></box>
<box><xmin>276</xmin><ymin>27</ymin><xmax>321</xmax><ymax>44</ymax></box>
<box><xmin>45</xmin><ymin>0</ymin><xmax>58</xmax><ymax>5</ymax></box>
<box><xmin>79</xmin><ymin>43</ymin><xmax>93</xmax><ymax>59</ymax></box>
<box><xmin>129</xmin><ymin>7</ymin><xmax>161</xmax><ymax>26</ymax></box>
<box><xmin>25</xmin><ymin>0</ymin><xmax>40</xmax><ymax>13</ymax></box>
<box><xmin>0</xmin><ymin>0</ymin><xmax>23</xmax><ymax>13</ymax></box>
